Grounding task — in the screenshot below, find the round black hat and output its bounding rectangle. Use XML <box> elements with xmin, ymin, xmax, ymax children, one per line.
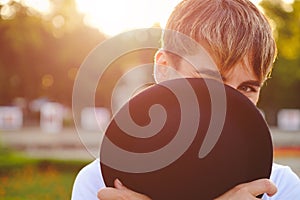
<box><xmin>100</xmin><ymin>78</ymin><xmax>273</xmax><ymax>199</ymax></box>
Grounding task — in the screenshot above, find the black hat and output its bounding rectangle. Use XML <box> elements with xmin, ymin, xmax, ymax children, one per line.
<box><xmin>100</xmin><ymin>78</ymin><xmax>273</xmax><ymax>199</ymax></box>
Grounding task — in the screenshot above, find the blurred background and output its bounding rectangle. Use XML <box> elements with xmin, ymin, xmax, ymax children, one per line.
<box><xmin>0</xmin><ymin>0</ymin><xmax>299</xmax><ymax>199</ymax></box>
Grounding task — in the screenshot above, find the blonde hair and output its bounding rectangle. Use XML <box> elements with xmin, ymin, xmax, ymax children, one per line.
<box><xmin>163</xmin><ymin>0</ymin><xmax>277</xmax><ymax>82</ymax></box>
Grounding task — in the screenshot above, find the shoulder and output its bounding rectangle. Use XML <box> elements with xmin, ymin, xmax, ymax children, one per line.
<box><xmin>266</xmin><ymin>163</ymin><xmax>300</xmax><ymax>199</ymax></box>
<box><xmin>71</xmin><ymin>158</ymin><xmax>105</xmax><ymax>200</ymax></box>
<box><xmin>271</xmin><ymin>163</ymin><xmax>299</xmax><ymax>183</ymax></box>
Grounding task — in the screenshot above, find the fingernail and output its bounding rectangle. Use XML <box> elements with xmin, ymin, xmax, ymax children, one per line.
<box><xmin>115</xmin><ymin>178</ymin><xmax>123</xmax><ymax>188</ymax></box>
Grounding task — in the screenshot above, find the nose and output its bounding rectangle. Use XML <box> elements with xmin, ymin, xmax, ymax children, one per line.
<box><xmin>223</xmin><ymin>81</ymin><xmax>237</xmax><ymax>90</ymax></box>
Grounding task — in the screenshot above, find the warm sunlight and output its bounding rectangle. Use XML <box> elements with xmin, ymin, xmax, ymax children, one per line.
<box><xmin>1</xmin><ymin>0</ymin><xmax>294</xmax><ymax>36</ymax></box>
<box><xmin>75</xmin><ymin>0</ymin><xmax>181</xmax><ymax>36</ymax></box>
<box><xmin>21</xmin><ymin>0</ymin><xmax>52</xmax><ymax>14</ymax></box>
<box><xmin>74</xmin><ymin>0</ymin><xmax>276</xmax><ymax>36</ymax></box>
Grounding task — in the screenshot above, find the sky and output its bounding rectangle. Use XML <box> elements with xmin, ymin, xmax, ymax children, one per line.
<box><xmin>74</xmin><ymin>0</ymin><xmax>294</xmax><ymax>36</ymax></box>
<box><xmin>75</xmin><ymin>0</ymin><xmax>264</xmax><ymax>36</ymax></box>
<box><xmin>0</xmin><ymin>0</ymin><xmax>294</xmax><ymax>36</ymax></box>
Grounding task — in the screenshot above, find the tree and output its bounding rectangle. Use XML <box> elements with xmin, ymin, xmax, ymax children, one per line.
<box><xmin>258</xmin><ymin>0</ymin><xmax>300</xmax><ymax>125</ymax></box>
<box><xmin>0</xmin><ymin>0</ymin><xmax>105</xmax><ymax>107</ymax></box>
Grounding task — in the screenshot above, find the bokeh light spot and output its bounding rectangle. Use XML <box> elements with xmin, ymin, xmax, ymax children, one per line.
<box><xmin>42</xmin><ymin>74</ymin><xmax>54</xmax><ymax>89</ymax></box>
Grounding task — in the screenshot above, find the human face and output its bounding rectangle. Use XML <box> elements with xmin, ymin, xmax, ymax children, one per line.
<box><xmin>154</xmin><ymin>52</ymin><xmax>262</xmax><ymax>105</ymax></box>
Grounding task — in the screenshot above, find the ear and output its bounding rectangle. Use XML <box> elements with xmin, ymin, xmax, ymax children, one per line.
<box><xmin>155</xmin><ymin>50</ymin><xmax>169</xmax><ymax>71</ymax></box>
<box><xmin>155</xmin><ymin>49</ymin><xmax>169</xmax><ymax>64</ymax></box>
<box><xmin>153</xmin><ymin>50</ymin><xmax>174</xmax><ymax>83</ymax></box>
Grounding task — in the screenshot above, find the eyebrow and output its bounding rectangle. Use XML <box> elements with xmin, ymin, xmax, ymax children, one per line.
<box><xmin>238</xmin><ymin>80</ymin><xmax>262</xmax><ymax>87</ymax></box>
<box><xmin>197</xmin><ymin>69</ymin><xmax>262</xmax><ymax>87</ymax></box>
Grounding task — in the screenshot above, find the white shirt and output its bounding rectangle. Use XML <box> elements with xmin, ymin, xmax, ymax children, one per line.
<box><xmin>71</xmin><ymin>159</ymin><xmax>300</xmax><ymax>200</ymax></box>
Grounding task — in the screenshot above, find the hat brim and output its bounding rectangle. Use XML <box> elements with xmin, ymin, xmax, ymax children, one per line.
<box><xmin>100</xmin><ymin>78</ymin><xmax>273</xmax><ymax>199</ymax></box>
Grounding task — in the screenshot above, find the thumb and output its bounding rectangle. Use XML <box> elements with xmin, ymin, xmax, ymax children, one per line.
<box><xmin>113</xmin><ymin>178</ymin><xmax>153</xmax><ymax>200</ymax></box>
<box><xmin>114</xmin><ymin>178</ymin><xmax>127</xmax><ymax>190</ymax></box>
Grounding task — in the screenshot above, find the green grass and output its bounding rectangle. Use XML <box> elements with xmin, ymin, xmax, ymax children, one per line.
<box><xmin>0</xmin><ymin>146</ymin><xmax>89</xmax><ymax>200</ymax></box>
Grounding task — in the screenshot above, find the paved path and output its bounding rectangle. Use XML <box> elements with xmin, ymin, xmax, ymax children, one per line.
<box><xmin>0</xmin><ymin>127</ymin><xmax>100</xmax><ymax>161</ymax></box>
<box><xmin>270</xmin><ymin>128</ymin><xmax>300</xmax><ymax>176</ymax></box>
<box><xmin>1</xmin><ymin>127</ymin><xmax>300</xmax><ymax>176</ymax></box>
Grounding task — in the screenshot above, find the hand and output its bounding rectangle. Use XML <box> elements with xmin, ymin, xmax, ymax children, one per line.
<box><xmin>98</xmin><ymin>178</ymin><xmax>277</xmax><ymax>200</ymax></box>
<box><xmin>97</xmin><ymin>179</ymin><xmax>152</xmax><ymax>200</ymax></box>
<box><xmin>215</xmin><ymin>178</ymin><xmax>277</xmax><ymax>200</ymax></box>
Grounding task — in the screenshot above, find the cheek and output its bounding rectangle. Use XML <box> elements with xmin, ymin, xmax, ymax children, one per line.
<box><xmin>247</xmin><ymin>92</ymin><xmax>260</xmax><ymax>105</ymax></box>
<box><xmin>153</xmin><ymin>66</ymin><xmax>160</xmax><ymax>83</ymax></box>
<box><xmin>249</xmin><ymin>96</ymin><xmax>259</xmax><ymax>105</ymax></box>
<box><xmin>153</xmin><ymin>64</ymin><xmax>168</xmax><ymax>83</ymax></box>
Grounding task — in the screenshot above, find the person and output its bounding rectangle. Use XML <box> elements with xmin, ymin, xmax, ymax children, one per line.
<box><xmin>71</xmin><ymin>0</ymin><xmax>300</xmax><ymax>199</ymax></box>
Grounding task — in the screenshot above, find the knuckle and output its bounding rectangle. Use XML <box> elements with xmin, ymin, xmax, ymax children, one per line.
<box><xmin>97</xmin><ymin>190</ymin><xmax>104</xmax><ymax>198</ymax></box>
<box><xmin>97</xmin><ymin>189</ymin><xmax>127</xmax><ymax>200</ymax></box>
<box><xmin>237</xmin><ymin>187</ymin><xmax>249</xmax><ymax>194</ymax></box>
<box><xmin>234</xmin><ymin>183</ymin><xmax>245</xmax><ymax>191</ymax></box>
<box><xmin>261</xmin><ymin>179</ymin><xmax>274</xmax><ymax>191</ymax></box>
<box><xmin>232</xmin><ymin>184</ymin><xmax>250</xmax><ymax>195</ymax></box>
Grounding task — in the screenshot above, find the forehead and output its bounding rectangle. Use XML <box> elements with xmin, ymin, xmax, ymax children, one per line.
<box><xmin>223</xmin><ymin>59</ymin><xmax>260</xmax><ymax>83</ymax></box>
<box><xmin>186</xmin><ymin>48</ymin><xmax>255</xmax><ymax>72</ymax></box>
<box><xmin>179</xmin><ymin>47</ymin><xmax>219</xmax><ymax>73</ymax></box>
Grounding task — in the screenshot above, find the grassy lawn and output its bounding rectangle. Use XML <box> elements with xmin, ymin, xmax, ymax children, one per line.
<box><xmin>1</xmin><ymin>145</ymin><xmax>299</xmax><ymax>199</ymax></box>
<box><xmin>0</xmin><ymin>147</ymin><xmax>89</xmax><ymax>200</ymax></box>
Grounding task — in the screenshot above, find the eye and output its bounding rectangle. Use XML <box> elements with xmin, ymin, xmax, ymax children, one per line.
<box><xmin>238</xmin><ymin>85</ymin><xmax>257</xmax><ymax>93</ymax></box>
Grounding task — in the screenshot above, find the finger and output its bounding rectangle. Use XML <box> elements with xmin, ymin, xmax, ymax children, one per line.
<box><xmin>113</xmin><ymin>179</ymin><xmax>152</xmax><ymax>200</ymax></box>
<box><xmin>239</xmin><ymin>178</ymin><xmax>277</xmax><ymax>197</ymax></box>
<box><xmin>114</xmin><ymin>178</ymin><xmax>127</xmax><ymax>190</ymax></box>
<box><xmin>97</xmin><ymin>187</ymin><xmax>121</xmax><ymax>200</ymax></box>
